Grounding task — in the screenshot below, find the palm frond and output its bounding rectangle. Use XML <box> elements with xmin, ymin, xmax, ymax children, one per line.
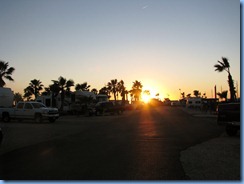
<box><xmin>58</xmin><ymin>76</ymin><xmax>66</xmax><ymax>86</ymax></box>
<box><xmin>0</xmin><ymin>61</ymin><xmax>8</xmax><ymax>71</ymax></box>
<box><xmin>214</xmin><ymin>64</ymin><xmax>224</xmax><ymax>72</ymax></box>
<box><xmin>217</xmin><ymin>61</ymin><xmax>226</xmax><ymax>68</ymax></box>
<box><xmin>222</xmin><ymin>57</ymin><xmax>230</xmax><ymax>68</ymax></box>
<box><xmin>66</xmin><ymin>79</ymin><xmax>74</xmax><ymax>87</ymax></box>
<box><xmin>4</xmin><ymin>75</ymin><xmax>14</xmax><ymax>81</ymax></box>
<box><xmin>6</xmin><ymin>67</ymin><xmax>15</xmax><ymax>75</ymax></box>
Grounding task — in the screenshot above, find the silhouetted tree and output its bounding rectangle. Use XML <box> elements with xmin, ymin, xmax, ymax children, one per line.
<box><xmin>130</xmin><ymin>80</ymin><xmax>143</xmax><ymax>102</ymax></box>
<box><xmin>23</xmin><ymin>89</ymin><xmax>32</xmax><ymax>101</ymax></box>
<box><xmin>143</xmin><ymin>90</ymin><xmax>150</xmax><ymax>96</ymax></box>
<box><xmin>14</xmin><ymin>92</ymin><xmax>23</xmax><ymax>105</ymax></box>
<box><xmin>52</xmin><ymin>76</ymin><xmax>74</xmax><ymax>111</ymax></box>
<box><xmin>193</xmin><ymin>90</ymin><xmax>201</xmax><ymax>97</ymax></box>
<box><xmin>107</xmin><ymin>79</ymin><xmax>118</xmax><ymax>102</ymax></box>
<box><xmin>181</xmin><ymin>92</ymin><xmax>185</xmax><ymax>99</ymax></box>
<box><xmin>214</xmin><ymin>57</ymin><xmax>236</xmax><ymax>102</ymax></box>
<box><xmin>99</xmin><ymin>86</ymin><xmax>110</xmax><ymax>97</ymax></box>
<box><xmin>125</xmin><ymin>90</ymin><xmax>129</xmax><ymax>101</ymax></box>
<box><xmin>118</xmin><ymin>80</ymin><xmax>126</xmax><ymax>104</ymax></box>
<box><xmin>91</xmin><ymin>88</ymin><xmax>98</xmax><ymax>95</ymax></box>
<box><xmin>23</xmin><ymin>79</ymin><xmax>44</xmax><ymax>100</ymax></box>
<box><xmin>75</xmin><ymin>82</ymin><xmax>90</xmax><ymax>91</ymax></box>
<box><xmin>42</xmin><ymin>87</ymin><xmax>51</xmax><ymax>96</ymax></box>
<box><xmin>0</xmin><ymin>60</ymin><xmax>15</xmax><ymax>87</ymax></box>
<box><xmin>202</xmin><ymin>93</ymin><xmax>207</xmax><ymax>99</ymax></box>
<box><xmin>217</xmin><ymin>90</ymin><xmax>228</xmax><ymax>102</ymax></box>
<box><xmin>48</xmin><ymin>82</ymin><xmax>60</xmax><ymax>107</ymax></box>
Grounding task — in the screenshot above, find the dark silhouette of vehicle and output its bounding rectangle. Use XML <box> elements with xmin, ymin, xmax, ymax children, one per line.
<box><xmin>217</xmin><ymin>102</ymin><xmax>240</xmax><ymax>136</ymax></box>
<box><xmin>95</xmin><ymin>101</ymin><xmax>124</xmax><ymax>116</ymax></box>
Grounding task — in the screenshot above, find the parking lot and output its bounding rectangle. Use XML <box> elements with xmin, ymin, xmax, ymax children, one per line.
<box><xmin>0</xmin><ymin>113</ymin><xmax>128</xmax><ymax>155</ymax></box>
<box><xmin>0</xmin><ymin>107</ymin><xmax>240</xmax><ymax>180</ymax></box>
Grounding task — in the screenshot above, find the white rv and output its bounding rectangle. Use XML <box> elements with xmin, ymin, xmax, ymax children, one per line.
<box><xmin>186</xmin><ymin>97</ymin><xmax>202</xmax><ymax>108</ymax></box>
<box><xmin>0</xmin><ymin>87</ymin><xmax>14</xmax><ymax>108</ymax></box>
<box><xmin>36</xmin><ymin>91</ymin><xmax>108</xmax><ymax>113</ymax></box>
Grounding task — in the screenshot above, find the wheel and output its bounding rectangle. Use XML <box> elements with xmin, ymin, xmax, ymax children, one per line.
<box><xmin>35</xmin><ymin>114</ymin><xmax>42</xmax><ymax>123</ymax></box>
<box><xmin>2</xmin><ymin>113</ymin><xmax>10</xmax><ymax>122</ymax></box>
<box><xmin>49</xmin><ymin>118</ymin><xmax>56</xmax><ymax>123</ymax></box>
<box><xmin>226</xmin><ymin>125</ymin><xmax>238</xmax><ymax>136</ymax></box>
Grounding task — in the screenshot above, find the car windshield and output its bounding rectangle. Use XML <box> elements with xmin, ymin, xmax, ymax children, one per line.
<box><xmin>31</xmin><ymin>103</ymin><xmax>46</xmax><ymax>109</ymax></box>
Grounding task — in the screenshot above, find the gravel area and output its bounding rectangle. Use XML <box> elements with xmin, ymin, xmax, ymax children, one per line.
<box><xmin>180</xmin><ymin>128</ymin><xmax>240</xmax><ymax>180</ymax></box>
<box><xmin>179</xmin><ymin>107</ymin><xmax>241</xmax><ymax>180</ymax></box>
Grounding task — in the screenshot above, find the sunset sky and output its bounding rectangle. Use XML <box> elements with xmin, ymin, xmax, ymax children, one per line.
<box><xmin>0</xmin><ymin>0</ymin><xmax>240</xmax><ymax>100</ymax></box>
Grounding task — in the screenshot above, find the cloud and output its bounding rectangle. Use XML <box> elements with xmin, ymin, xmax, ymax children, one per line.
<box><xmin>142</xmin><ymin>5</ymin><xmax>149</xmax><ymax>10</ymax></box>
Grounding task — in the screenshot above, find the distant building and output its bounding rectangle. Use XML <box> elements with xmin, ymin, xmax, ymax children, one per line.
<box><xmin>186</xmin><ymin>97</ymin><xmax>202</xmax><ymax>108</ymax></box>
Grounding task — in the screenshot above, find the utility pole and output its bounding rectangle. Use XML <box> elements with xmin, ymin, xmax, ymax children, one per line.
<box><xmin>214</xmin><ymin>85</ymin><xmax>217</xmax><ymax>99</ymax></box>
<box><xmin>236</xmin><ymin>81</ymin><xmax>238</xmax><ymax>98</ymax></box>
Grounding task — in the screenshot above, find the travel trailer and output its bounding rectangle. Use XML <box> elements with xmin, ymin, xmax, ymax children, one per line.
<box><xmin>186</xmin><ymin>97</ymin><xmax>202</xmax><ymax>108</ymax></box>
<box><xmin>36</xmin><ymin>91</ymin><xmax>109</xmax><ymax>113</ymax></box>
<box><xmin>0</xmin><ymin>87</ymin><xmax>14</xmax><ymax>108</ymax></box>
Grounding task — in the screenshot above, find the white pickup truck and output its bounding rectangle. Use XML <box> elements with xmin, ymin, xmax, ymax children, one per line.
<box><xmin>0</xmin><ymin>101</ymin><xmax>59</xmax><ymax>123</ymax></box>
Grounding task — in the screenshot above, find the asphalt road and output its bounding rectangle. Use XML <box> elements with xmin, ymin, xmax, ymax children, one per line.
<box><xmin>0</xmin><ymin>106</ymin><xmax>225</xmax><ymax>180</ymax></box>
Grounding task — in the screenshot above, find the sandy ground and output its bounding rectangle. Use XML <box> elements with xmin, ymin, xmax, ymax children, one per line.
<box><xmin>180</xmin><ymin>107</ymin><xmax>241</xmax><ymax>180</ymax></box>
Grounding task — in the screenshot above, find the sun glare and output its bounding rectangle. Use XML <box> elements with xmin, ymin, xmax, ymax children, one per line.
<box><xmin>141</xmin><ymin>86</ymin><xmax>161</xmax><ymax>103</ymax></box>
<box><xmin>142</xmin><ymin>94</ymin><xmax>151</xmax><ymax>103</ymax></box>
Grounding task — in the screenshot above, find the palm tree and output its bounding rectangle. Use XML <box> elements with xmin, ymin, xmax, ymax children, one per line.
<box><xmin>14</xmin><ymin>92</ymin><xmax>23</xmax><ymax>105</ymax></box>
<box><xmin>193</xmin><ymin>90</ymin><xmax>201</xmax><ymax>97</ymax></box>
<box><xmin>91</xmin><ymin>88</ymin><xmax>98</xmax><ymax>95</ymax></box>
<box><xmin>107</xmin><ymin>79</ymin><xmax>118</xmax><ymax>102</ymax></box>
<box><xmin>125</xmin><ymin>90</ymin><xmax>129</xmax><ymax>101</ymax></box>
<box><xmin>99</xmin><ymin>86</ymin><xmax>110</xmax><ymax>98</ymax></box>
<box><xmin>130</xmin><ymin>80</ymin><xmax>143</xmax><ymax>102</ymax></box>
<box><xmin>0</xmin><ymin>60</ymin><xmax>15</xmax><ymax>87</ymax></box>
<box><xmin>217</xmin><ymin>90</ymin><xmax>228</xmax><ymax>102</ymax></box>
<box><xmin>23</xmin><ymin>79</ymin><xmax>44</xmax><ymax>100</ymax></box>
<box><xmin>52</xmin><ymin>76</ymin><xmax>74</xmax><ymax>111</ymax></box>
<box><xmin>23</xmin><ymin>89</ymin><xmax>32</xmax><ymax>101</ymax></box>
<box><xmin>75</xmin><ymin>82</ymin><xmax>90</xmax><ymax>91</ymax></box>
<box><xmin>181</xmin><ymin>92</ymin><xmax>185</xmax><ymax>99</ymax></box>
<box><xmin>214</xmin><ymin>57</ymin><xmax>236</xmax><ymax>102</ymax></box>
<box><xmin>48</xmin><ymin>82</ymin><xmax>60</xmax><ymax>107</ymax></box>
<box><xmin>118</xmin><ymin>80</ymin><xmax>126</xmax><ymax>104</ymax></box>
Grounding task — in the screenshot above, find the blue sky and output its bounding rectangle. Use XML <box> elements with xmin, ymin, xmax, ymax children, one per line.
<box><xmin>0</xmin><ymin>0</ymin><xmax>240</xmax><ymax>100</ymax></box>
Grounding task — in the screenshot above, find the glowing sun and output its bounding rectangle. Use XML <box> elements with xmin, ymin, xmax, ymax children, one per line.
<box><xmin>141</xmin><ymin>87</ymin><xmax>160</xmax><ymax>103</ymax></box>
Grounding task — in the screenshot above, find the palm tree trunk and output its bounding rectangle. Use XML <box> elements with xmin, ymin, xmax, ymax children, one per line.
<box><xmin>122</xmin><ymin>91</ymin><xmax>125</xmax><ymax>105</ymax></box>
<box><xmin>0</xmin><ymin>78</ymin><xmax>5</xmax><ymax>87</ymax></box>
<box><xmin>113</xmin><ymin>92</ymin><xmax>117</xmax><ymax>102</ymax></box>
<box><xmin>228</xmin><ymin>73</ymin><xmax>236</xmax><ymax>102</ymax></box>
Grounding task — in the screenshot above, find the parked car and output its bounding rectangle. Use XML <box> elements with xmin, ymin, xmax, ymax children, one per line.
<box><xmin>0</xmin><ymin>101</ymin><xmax>59</xmax><ymax>123</ymax></box>
<box><xmin>95</xmin><ymin>101</ymin><xmax>124</xmax><ymax>115</ymax></box>
<box><xmin>217</xmin><ymin>102</ymin><xmax>240</xmax><ymax>136</ymax></box>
